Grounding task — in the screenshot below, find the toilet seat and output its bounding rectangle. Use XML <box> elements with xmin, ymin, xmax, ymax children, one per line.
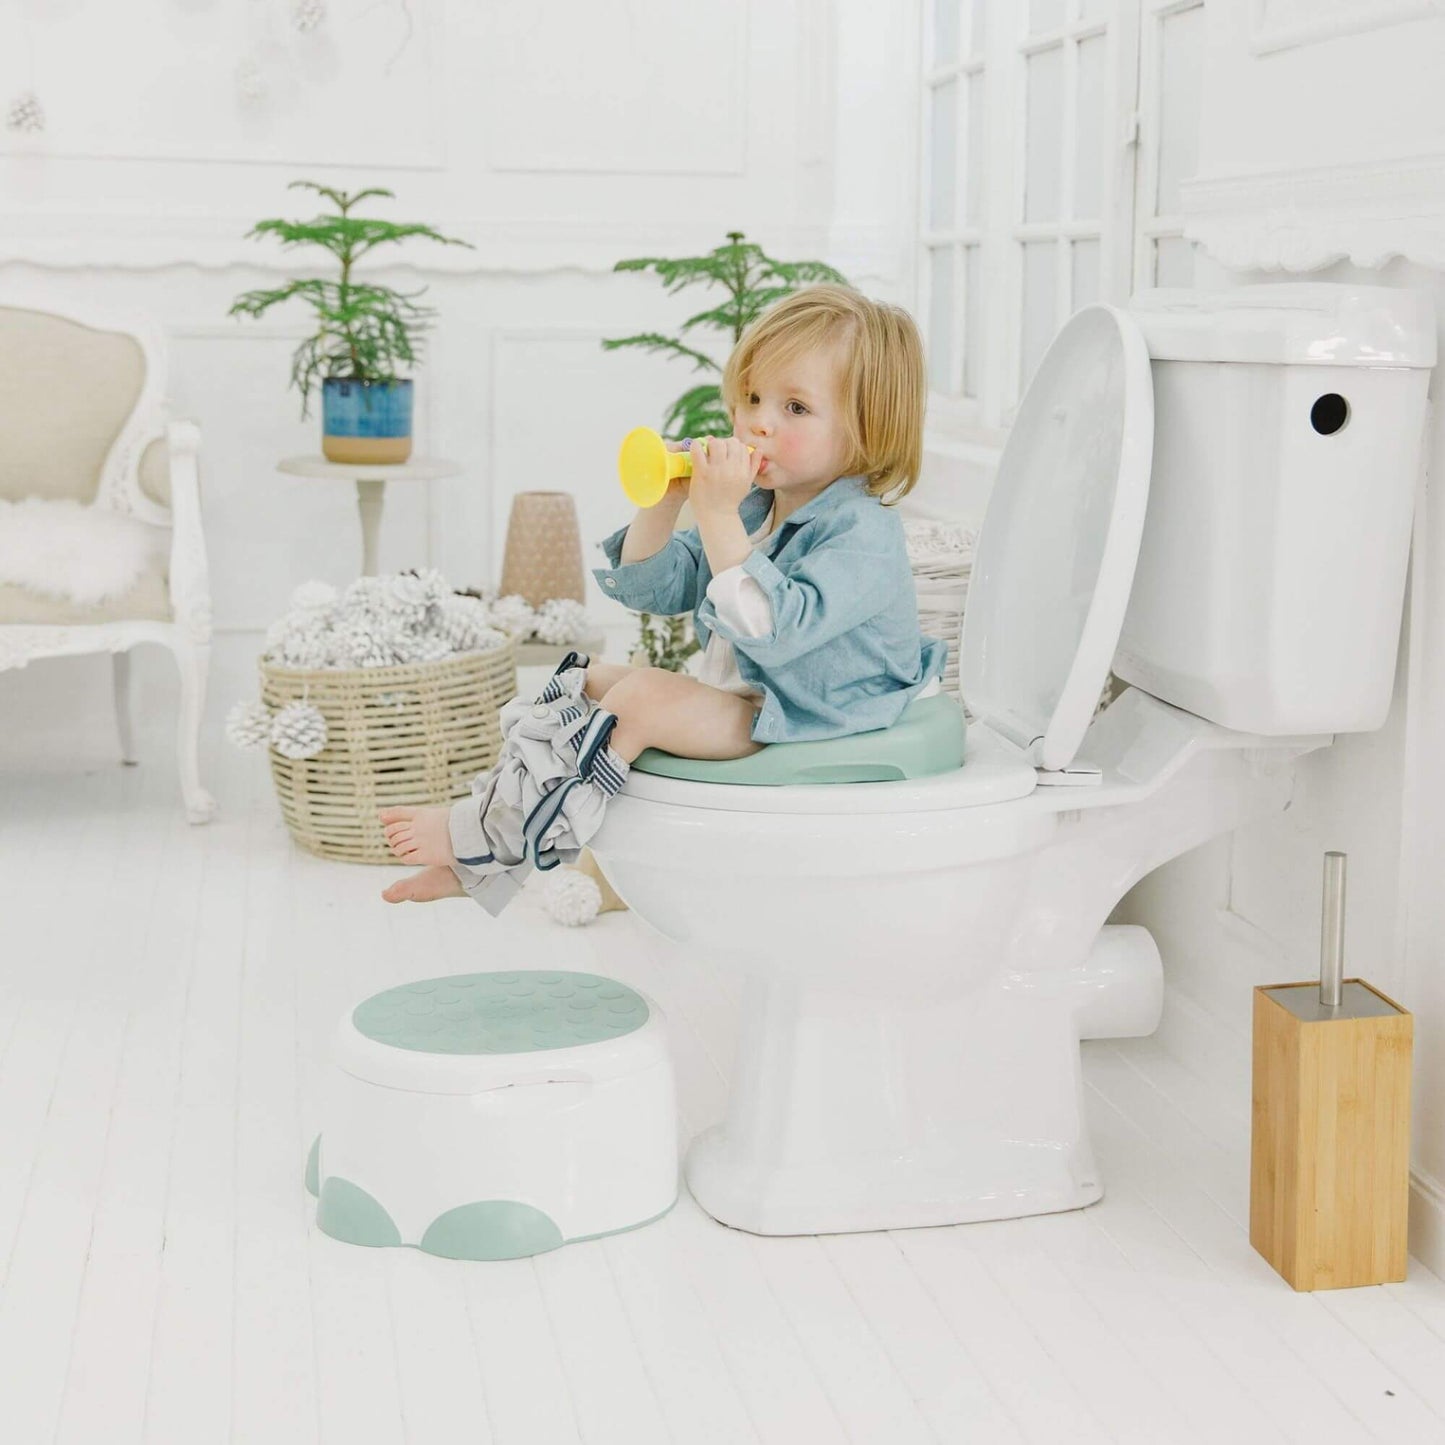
<box><xmin>619</xmin><ymin>718</ymin><xmax>1037</xmax><ymax>815</ymax></box>
<box><xmin>960</xmin><ymin>304</ymin><xmax>1153</xmax><ymax>770</ymax></box>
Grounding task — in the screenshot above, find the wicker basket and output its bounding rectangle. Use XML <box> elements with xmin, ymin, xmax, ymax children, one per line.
<box><xmin>260</xmin><ymin>645</ymin><xmax>517</xmax><ymax>864</ymax></box>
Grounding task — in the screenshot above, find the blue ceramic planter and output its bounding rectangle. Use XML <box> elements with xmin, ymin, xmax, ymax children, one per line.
<box><xmin>322</xmin><ymin>378</ymin><xmax>414</xmax><ymax>464</ymax></box>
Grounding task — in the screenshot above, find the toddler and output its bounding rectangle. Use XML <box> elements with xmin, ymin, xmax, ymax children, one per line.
<box><xmin>379</xmin><ymin>283</ymin><xmax>946</xmax><ymax>906</ymax></box>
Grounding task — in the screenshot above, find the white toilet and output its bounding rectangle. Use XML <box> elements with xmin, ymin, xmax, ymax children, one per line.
<box><xmin>589</xmin><ymin>284</ymin><xmax>1437</xmax><ymax>1237</ymax></box>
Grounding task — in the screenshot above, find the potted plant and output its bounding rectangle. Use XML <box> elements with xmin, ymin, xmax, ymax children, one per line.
<box><xmin>602</xmin><ymin>230</ymin><xmax>847</xmax><ymax>670</ymax></box>
<box><xmin>228</xmin><ymin>181</ymin><xmax>473</xmax><ymax>464</ymax></box>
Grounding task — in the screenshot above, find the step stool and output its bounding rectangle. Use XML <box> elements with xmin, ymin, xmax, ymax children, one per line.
<box><xmin>305</xmin><ymin>969</ymin><xmax>678</xmax><ymax>1260</ymax></box>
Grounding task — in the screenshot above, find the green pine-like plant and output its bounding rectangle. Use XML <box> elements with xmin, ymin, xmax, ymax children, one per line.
<box><xmin>603</xmin><ymin>230</ymin><xmax>847</xmax><ymax>442</ymax></box>
<box><xmin>228</xmin><ymin>181</ymin><xmax>474</xmax><ymax>419</ymax></box>
<box><xmin>604</xmin><ymin>230</ymin><xmax>847</xmax><ymax>669</ymax></box>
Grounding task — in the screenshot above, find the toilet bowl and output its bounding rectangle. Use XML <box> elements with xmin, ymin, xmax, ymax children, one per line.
<box><xmin>590</xmin><ymin>284</ymin><xmax>1436</xmax><ymax>1236</ymax></box>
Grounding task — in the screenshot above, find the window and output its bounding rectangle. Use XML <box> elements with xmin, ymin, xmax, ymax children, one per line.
<box><xmin>921</xmin><ymin>0</ymin><xmax>1204</xmax><ymax>440</ymax></box>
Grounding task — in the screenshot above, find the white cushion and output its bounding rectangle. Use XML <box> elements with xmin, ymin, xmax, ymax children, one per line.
<box><xmin>0</xmin><ymin>497</ymin><xmax>169</xmax><ymax>610</ymax></box>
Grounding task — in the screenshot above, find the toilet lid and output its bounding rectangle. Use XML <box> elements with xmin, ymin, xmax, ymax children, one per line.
<box><xmin>959</xmin><ymin>304</ymin><xmax>1154</xmax><ymax>770</ymax></box>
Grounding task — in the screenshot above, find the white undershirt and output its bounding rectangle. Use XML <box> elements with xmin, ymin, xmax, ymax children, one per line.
<box><xmin>693</xmin><ymin>507</ymin><xmax>776</xmax><ymax>698</ymax></box>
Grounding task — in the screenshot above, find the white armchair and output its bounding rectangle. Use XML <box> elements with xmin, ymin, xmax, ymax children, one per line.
<box><xmin>0</xmin><ymin>290</ymin><xmax>215</xmax><ymax>822</ymax></box>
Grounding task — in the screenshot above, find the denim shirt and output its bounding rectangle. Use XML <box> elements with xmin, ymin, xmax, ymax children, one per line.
<box><xmin>593</xmin><ymin>476</ymin><xmax>948</xmax><ymax>744</ymax></box>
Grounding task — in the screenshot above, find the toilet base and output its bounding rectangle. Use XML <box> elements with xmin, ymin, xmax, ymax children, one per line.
<box><xmin>686</xmin><ymin>973</ymin><xmax>1103</xmax><ymax>1236</ymax></box>
<box><xmin>686</xmin><ymin>1123</ymin><xmax>1102</xmax><ymax>1236</ymax></box>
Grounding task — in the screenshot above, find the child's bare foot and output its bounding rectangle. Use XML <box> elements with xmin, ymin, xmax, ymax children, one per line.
<box><xmin>378</xmin><ymin>805</ymin><xmax>455</xmax><ymax>866</ymax></box>
<box><xmin>382</xmin><ymin>865</ymin><xmax>464</xmax><ymax>904</ymax></box>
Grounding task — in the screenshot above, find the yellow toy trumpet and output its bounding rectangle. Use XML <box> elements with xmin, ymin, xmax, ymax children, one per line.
<box><xmin>617</xmin><ymin>427</ymin><xmax>754</xmax><ymax>508</ymax></box>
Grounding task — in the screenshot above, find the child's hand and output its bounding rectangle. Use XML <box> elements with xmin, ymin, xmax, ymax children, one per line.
<box><xmin>660</xmin><ymin>439</ymin><xmax>692</xmax><ymax>504</ymax></box>
<box><xmin>688</xmin><ymin>435</ymin><xmax>761</xmax><ymax>520</ymax></box>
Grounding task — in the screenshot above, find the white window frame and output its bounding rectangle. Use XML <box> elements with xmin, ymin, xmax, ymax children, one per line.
<box><xmin>919</xmin><ymin>0</ymin><xmax>1203</xmax><ymax>449</ymax></box>
<box><xmin>1133</xmin><ymin>0</ymin><xmax>1206</xmax><ymax>292</ymax></box>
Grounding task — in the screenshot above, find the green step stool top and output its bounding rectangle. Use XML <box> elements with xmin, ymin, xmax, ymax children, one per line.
<box><xmin>351</xmin><ymin>970</ymin><xmax>649</xmax><ymax>1055</ymax></box>
<box><xmin>632</xmin><ymin>692</ymin><xmax>965</xmax><ymax>786</ymax></box>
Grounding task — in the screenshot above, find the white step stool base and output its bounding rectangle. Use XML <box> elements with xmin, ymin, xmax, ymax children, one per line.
<box><xmin>308</xmin><ymin>970</ymin><xmax>678</xmax><ymax>1259</ymax></box>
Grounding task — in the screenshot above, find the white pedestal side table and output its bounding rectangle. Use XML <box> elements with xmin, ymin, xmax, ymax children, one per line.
<box><xmin>277</xmin><ymin>455</ymin><xmax>460</xmax><ymax>576</ymax></box>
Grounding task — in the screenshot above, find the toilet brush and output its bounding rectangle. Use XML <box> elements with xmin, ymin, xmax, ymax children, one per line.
<box><xmin>1249</xmin><ymin>852</ymin><xmax>1413</xmax><ymax>1289</ymax></box>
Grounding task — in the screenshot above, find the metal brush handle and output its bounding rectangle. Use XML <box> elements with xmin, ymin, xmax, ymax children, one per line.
<box><xmin>1320</xmin><ymin>852</ymin><xmax>1346</xmax><ymax>1009</ymax></box>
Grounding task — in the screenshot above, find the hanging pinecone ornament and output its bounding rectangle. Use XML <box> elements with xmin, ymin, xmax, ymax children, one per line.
<box><xmin>6</xmin><ymin>91</ymin><xmax>45</xmax><ymax>134</ymax></box>
<box><xmin>225</xmin><ymin>700</ymin><xmax>273</xmax><ymax>751</ymax></box>
<box><xmin>270</xmin><ymin>700</ymin><xmax>328</xmax><ymax>759</ymax></box>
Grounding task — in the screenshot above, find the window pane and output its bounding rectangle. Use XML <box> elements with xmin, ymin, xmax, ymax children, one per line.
<box><xmin>965</xmin><ymin>74</ymin><xmax>987</xmax><ymax>225</ymax></box>
<box><xmin>1021</xmin><ymin>241</ymin><xmax>1057</xmax><ymax>391</ymax></box>
<box><xmin>1030</xmin><ymin>0</ymin><xmax>1066</xmax><ymax>34</ymax></box>
<box><xmin>929</xmin><ymin>247</ymin><xmax>957</xmax><ymax>393</ymax></box>
<box><xmin>963</xmin><ymin>247</ymin><xmax>983</xmax><ymax>398</ymax></box>
<box><xmin>930</xmin><ymin>80</ymin><xmax>958</xmax><ymax>229</ymax></box>
<box><xmin>1024</xmin><ymin>45</ymin><xmax>1063</xmax><ymax>223</ymax></box>
<box><xmin>969</xmin><ymin>0</ymin><xmax>989</xmax><ymax>54</ymax></box>
<box><xmin>1155</xmin><ymin>236</ymin><xmax>1196</xmax><ymax>287</ymax></box>
<box><xmin>1079</xmin><ymin>0</ymin><xmax>1109</xmax><ymax>19</ymax></box>
<box><xmin>1073</xmin><ymin>34</ymin><xmax>1106</xmax><ymax>221</ymax></box>
<box><xmin>934</xmin><ymin>0</ymin><xmax>960</xmax><ymax>65</ymax></box>
<box><xmin>1157</xmin><ymin>4</ymin><xmax>1203</xmax><ymax>216</ymax></box>
<box><xmin>1071</xmin><ymin>238</ymin><xmax>1100</xmax><ymax>309</ymax></box>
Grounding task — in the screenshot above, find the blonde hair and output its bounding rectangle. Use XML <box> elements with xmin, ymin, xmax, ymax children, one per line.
<box><xmin>721</xmin><ymin>283</ymin><xmax>925</xmax><ymax>503</ymax></box>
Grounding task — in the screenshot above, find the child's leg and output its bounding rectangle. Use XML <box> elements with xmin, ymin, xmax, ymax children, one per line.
<box><xmin>381</xmin><ymin>657</ymin><xmax>639</xmax><ymax>868</ymax></box>
<box><xmin>584</xmin><ymin>660</ymin><xmax>639</xmax><ymax>701</ymax></box>
<box><xmin>378</xmin><ymin>661</ymin><xmax>756</xmax><ymax>890</ymax></box>
<box><xmin>603</xmin><ymin>668</ymin><xmax>763</xmax><ymax>763</ymax></box>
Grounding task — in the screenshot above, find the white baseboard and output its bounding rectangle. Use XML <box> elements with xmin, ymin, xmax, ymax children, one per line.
<box><xmin>1409</xmin><ymin>1168</ymin><xmax>1445</xmax><ymax>1282</ymax></box>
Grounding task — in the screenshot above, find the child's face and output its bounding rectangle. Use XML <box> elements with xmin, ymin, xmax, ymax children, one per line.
<box><xmin>733</xmin><ymin>344</ymin><xmax>852</xmax><ymax>498</ymax></box>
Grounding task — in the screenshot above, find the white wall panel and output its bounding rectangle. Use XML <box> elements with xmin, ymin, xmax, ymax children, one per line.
<box><xmin>480</xmin><ymin>2</ymin><xmax>747</xmax><ymax>175</ymax></box>
<box><xmin>0</xmin><ymin>0</ymin><xmax>443</xmax><ymax>167</ymax></box>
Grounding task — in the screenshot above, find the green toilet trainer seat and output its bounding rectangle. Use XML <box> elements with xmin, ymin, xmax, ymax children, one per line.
<box><xmin>631</xmin><ymin>692</ymin><xmax>965</xmax><ymax>786</ymax></box>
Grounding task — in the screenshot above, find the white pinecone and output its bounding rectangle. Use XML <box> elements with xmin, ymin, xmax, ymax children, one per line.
<box><xmin>6</xmin><ymin>92</ymin><xmax>45</xmax><ymax>134</ymax></box>
<box><xmin>225</xmin><ymin>700</ymin><xmax>273</xmax><ymax>751</ymax></box>
<box><xmin>270</xmin><ymin>701</ymin><xmax>328</xmax><ymax>760</ymax></box>
<box><xmin>338</xmin><ymin>620</ymin><xmax>399</xmax><ymax>669</ymax></box>
<box><xmin>289</xmin><ymin>579</ymin><xmax>338</xmax><ymax>612</ymax></box>
<box><xmin>534</xmin><ymin>597</ymin><xmax>587</xmax><ymax>646</ymax></box>
<box><xmin>265</xmin><ymin>569</ymin><xmax>510</xmax><ymax>671</ymax></box>
<box><xmin>438</xmin><ymin>594</ymin><xmax>492</xmax><ymax>652</ymax></box>
<box><xmin>488</xmin><ymin>593</ymin><xmax>537</xmax><ymax>639</ymax></box>
<box><xmin>539</xmin><ymin>868</ymin><xmax>602</xmax><ymax>927</ymax></box>
<box><xmin>392</xmin><ymin>630</ymin><xmax>452</xmax><ymax>665</ymax></box>
<box><xmin>267</xmin><ymin>616</ymin><xmax>334</xmax><ymax>669</ymax></box>
<box><xmin>383</xmin><ymin>571</ymin><xmax>438</xmax><ymax>625</ymax></box>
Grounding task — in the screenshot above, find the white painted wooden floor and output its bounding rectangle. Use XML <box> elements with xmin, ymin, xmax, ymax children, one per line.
<box><xmin>4</xmin><ymin>635</ymin><xmax>1445</xmax><ymax>1445</ymax></box>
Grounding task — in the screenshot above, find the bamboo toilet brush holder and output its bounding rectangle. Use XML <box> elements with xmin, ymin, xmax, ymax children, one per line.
<box><xmin>1250</xmin><ymin>852</ymin><xmax>1413</xmax><ymax>1290</ymax></box>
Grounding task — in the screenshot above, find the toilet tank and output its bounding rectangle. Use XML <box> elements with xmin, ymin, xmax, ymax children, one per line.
<box><xmin>1114</xmin><ymin>284</ymin><xmax>1436</xmax><ymax>734</ymax></box>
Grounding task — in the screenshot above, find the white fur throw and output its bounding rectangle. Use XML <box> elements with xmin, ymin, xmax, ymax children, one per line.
<box><xmin>0</xmin><ymin>497</ymin><xmax>168</xmax><ymax>604</ymax></box>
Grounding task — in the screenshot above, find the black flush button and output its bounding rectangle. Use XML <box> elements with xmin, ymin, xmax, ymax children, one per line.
<box><xmin>1311</xmin><ymin>393</ymin><xmax>1349</xmax><ymax>435</ymax></box>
